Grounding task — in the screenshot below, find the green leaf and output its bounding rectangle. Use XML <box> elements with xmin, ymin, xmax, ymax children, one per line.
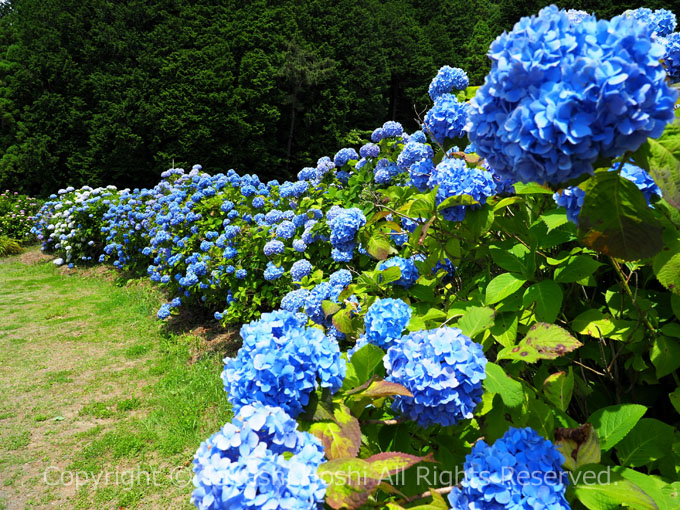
<box><xmin>458</xmin><ymin>306</ymin><xmax>496</xmax><ymax>338</ymax></box>
<box><xmin>671</xmin><ymin>388</ymin><xmax>680</xmax><ymax>415</ymax></box>
<box><xmin>489</xmin><ymin>312</ymin><xmax>518</xmax><ymax>348</ymax></box>
<box><xmin>497</xmin><ymin>323</ymin><xmax>582</xmax><ymax>363</ymax></box>
<box><xmin>485</xmin><ymin>273</ymin><xmax>526</xmax><ymax>305</ymax></box>
<box><xmin>379</xmin><ymin>265</ymin><xmax>402</xmax><ymax>285</ymax></box>
<box><xmin>367</xmin><ymin>232</ymin><xmax>397</xmax><ymax>260</ymax></box>
<box><xmin>318</xmin><ymin>458</ymin><xmax>381</xmax><ymax>510</ymax></box>
<box><xmin>489</xmin><ymin>244</ymin><xmax>528</xmax><ymax>275</ymax></box>
<box><xmin>437</xmin><ymin>194</ymin><xmax>479</xmax><ymax>209</ymax></box>
<box><xmin>543</xmin><ymin>369</ymin><xmax>574</xmax><ymax>412</ymax></box>
<box><xmin>349</xmin><ymin>344</ymin><xmax>385</xmax><ymax>385</ymax></box>
<box><xmin>633</xmin><ymin>124</ymin><xmax>680</xmax><ymax>210</ymax></box>
<box><xmin>616</xmin><ymin>418</ymin><xmax>674</xmax><ymax>467</ymax></box>
<box><xmin>588</xmin><ymin>404</ymin><xmax>647</xmax><ymax>451</ymax></box>
<box><xmin>483</xmin><ymin>362</ymin><xmax>523</xmax><ymax>407</ymax></box>
<box><xmin>348</xmin><ymin>379</ymin><xmax>412</xmax><ymax>399</ymax></box>
<box><xmin>332</xmin><ymin>308</ymin><xmax>355</xmax><ymax>335</ymax></box>
<box><xmin>322</xmin><ymin>300</ymin><xmax>342</xmax><ymax>318</ymax></box>
<box><xmin>554</xmin><ymin>255</ymin><xmax>602</xmax><ymax>283</ymax></box>
<box><xmin>523</xmin><ymin>280</ymin><xmax>563</xmax><ymax>323</ymax></box>
<box><xmin>651</xmin><ymin>336</ymin><xmax>680</xmax><ymax>378</ymax></box>
<box><xmin>308</xmin><ymin>404</ymin><xmax>361</xmax><ymax>460</ymax></box>
<box><xmin>513</xmin><ymin>182</ymin><xmax>554</xmax><ymax>195</ymax></box>
<box><xmin>615</xmin><ymin>467</ymin><xmax>680</xmax><ymax>510</ymax></box>
<box><xmin>571</xmin><ymin>309</ymin><xmax>615</xmax><ymax>338</ymax></box>
<box><xmin>571</xmin><ymin>464</ymin><xmax>659</xmax><ymax>510</ymax></box>
<box><xmin>540</xmin><ymin>208</ymin><xmax>569</xmax><ymax>232</ymax></box>
<box><xmin>653</xmin><ymin>232</ymin><xmax>680</xmax><ymax>295</ymax></box>
<box><xmin>465</xmin><ymin>205</ymin><xmax>494</xmax><ymax>237</ymax></box>
<box><xmin>366</xmin><ymin>451</ymin><xmax>433</xmax><ymax>478</ymax></box>
<box><xmin>577</xmin><ymin>171</ymin><xmax>664</xmax><ymax>260</ymax></box>
<box><xmin>554</xmin><ymin>423</ymin><xmax>601</xmax><ymax>470</ymax></box>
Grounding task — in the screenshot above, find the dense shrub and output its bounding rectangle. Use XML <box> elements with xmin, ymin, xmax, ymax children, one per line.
<box><xmin>0</xmin><ymin>190</ymin><xmax>41</xmax><ymax>241</ymax></box>
<box><xmin>31</xmin><ymin>7</ymin><xmax>680</xmax><ymax>510</ymax></box>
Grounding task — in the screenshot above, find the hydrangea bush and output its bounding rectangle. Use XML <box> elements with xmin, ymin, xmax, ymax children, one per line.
<box><xmin>32</xmin><ymin>6</ymin><xmax>680</xmax><ymax>509</ymax></box>
<box><xmin>0</xmin><ymin>190</ymin><xmax>41</xmax><ymax>241</ymax></box>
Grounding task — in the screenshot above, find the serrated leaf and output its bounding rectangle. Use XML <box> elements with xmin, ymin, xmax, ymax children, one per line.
<box><xmin>379</xmin><ymin>265</ymin><xmax>402</xmax><ymax>285</ymax></box>
<box><xmin>318</xmin><ymin>458</ymin><xmax>381</xmax><ymax>510</ymax></box>
<box><xmin>554</xmin><ymin>255</ymin><xmax>602</xmax><ymax>283</ymax></box>
<box><xmin>616</xmin><ymin>418</ymin><xmax>674</xmax><ymax>467</ymax></box>
<box><xmin>540</xmin><ymin>208</ymin><xmax>569</xmax><ymax>232</ymax></box>
<box><xmin>634</xmin><ymin>125</ymin><xmax>680</xmax><ymax>210</ymax></box>
<box><xmin>485</xmin><ymin>273</ymin><xmax>526</xmax><ymax>305</ymax></box>
<box><xmin>309</xmin><ymin>404</ymin><xmax>361</xmax><ymax>460</ymax></box>
<box><xmin>367</xmin><ymin>232</ymin><xmax>397</xmax><ymax>260</ymax></box>
<box><xmin>333</xmin><ymin>308</ymin><xmax>355</xmax><ymax>335</ymax></box>
<box><xmin>588</xmin><ymin>404</ymin><xmax>646</xmax><ymax>451</ymax></box>
<box><xmin>523</xmin><ymin>280</ymin><xmax>563</xmax><ymax>323</ymax></box>
<box><xmin>489</xmin><ymin>312</ymin><xmax>518</xmax><ymax>348</ymax></box>
<box><xmin>497</xmin><ymin>323</ymin><xmax>581</xmax><ymax>362</ymax></box>
<box><xmin>543</xmin><ymin>369</ymin><xmax>574</xmax><ymax>412</ymax></box>
<box><xmin>457</xmin><ymin>306</ymin><xmax>495</xmax><ymax>338</ymax></box>
<box><xmin>555</xmin><ymin>423</ymin><xmax>601</xmax><ymax>470</ymax></box>
<box><xmin>483</xmin><ymin>362</ymin><xmax>523</xmax><ymax>407</ymax></box>
<box><xmin>577</xmin><ymin>171</ymin><xmax>663</xmax><ymax>260</ymax></box>
<box><xmin>366</xmin><ymin>451</ymin><xmax>433</xmax><ymax>478</ymax></box>
<box><xmin>513</xmin><ymin>182</ymin><xmax>554</xmax><ymax>194</ymax></box>
<box><xmin>615</xmin><ymin>467</ymin><xmax>680</xmax><ymax>510</ymax></box>
<box><xmin>465</xmin><ymin>205</ymin><xmax>494</xmax><ymax>236</ymax></box>
<box><xmin>653</xmin><ymin>233</ymin><xmax>680</xmax><ymax>295</ymax></box>
<box><xmin>572</xmin><ymin>309</ymin><xmax>615</xmax><ymax>338</ymax></box>
<box><xmin>437</xmin><ymin>194</ymin><xmax>479</xmax><ymax>209</ymax></box>
<box><xmin>350</xmin><ymin>344</ymin><xmax>385</xmax><ymax>385</ymax></box>
<box><xmin>571</xmin><ymin>464</ymin><xmax>658</xmax><ymax>510</ymax></box>
<box><xmin>349</xmin><ymin>379</ymin><xmax>412</xmax><ymax>399</ymax></box>
<box><xmin>651</xmin><ymin>336</ymin><xmax>680</xmax><ymax>378</ymax></box>
<box><xmin>323</xmin><ymin>300</ymin><xmax>342</xmax><ymax>318</ymax></box>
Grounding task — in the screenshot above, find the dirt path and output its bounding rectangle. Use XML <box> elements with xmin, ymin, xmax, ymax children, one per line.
<box><xmin>0</xmin><ymin>250</ymin><xmax>230</xmax><ymax>509</ymax></box>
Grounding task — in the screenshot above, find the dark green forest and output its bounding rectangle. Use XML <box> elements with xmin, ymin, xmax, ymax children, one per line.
<box><xmin>1</xmin><ymin>0</ymin><xmax>678</xmax><ymax>195</ymax></box>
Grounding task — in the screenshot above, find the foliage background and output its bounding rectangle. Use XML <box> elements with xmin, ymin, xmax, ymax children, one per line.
<box><xmin>0</xmin><ymin>0</ymin><xmax>674</xmax><ymax>195</ymax></box>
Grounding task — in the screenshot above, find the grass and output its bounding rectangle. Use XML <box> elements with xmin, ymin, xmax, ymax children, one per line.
<box><xmin>0</xmin><ymin>250</ymin><xmax>232</xmax><ymax>509</ymax></box>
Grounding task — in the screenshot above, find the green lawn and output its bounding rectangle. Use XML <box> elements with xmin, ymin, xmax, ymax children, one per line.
<box><xmin>0</xmin><ymin>250</ymin><xmax>232</xmax><ymax>509</ymax></box>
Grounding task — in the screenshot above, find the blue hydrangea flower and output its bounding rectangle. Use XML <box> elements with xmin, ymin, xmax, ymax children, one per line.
<box><xmin>329</xmin><ymin>269</ymin><xmax>352</xmax><ymax>288</ymax></box>
<box><xmin>424</xmin><ymin>94</ymin><xmax>470</xmax><ymax>146</ymax></box>
<box><xmin>626</xmin><ymin>8</ymin><xmax>677</xmax><ymax>37</ymax></box>
<box><xmin>280</xmin><ymin>289</ymin><xmax>310</xmax><ymax>313</ymax></box>
<box><xmin>374</xmin><ymin>168</ymin><xmax>391</xmax><ymax>185</ymax></box>
<box><xmin>360</xmin><ymin>143</ymin><xmax>380</xmax><ymax>159</ymax></box>
<box><xmin>371</xmin><ymin>128</ymin><xmax>384</xmax><ymax>142</ymax></box>
<box><xmin>333</xmin><ymin>148</ymin><xmax>359</xmax><ymax>167</ymax></box>
<box><xmin>297</xmin><ymin>167</ymin><xmax>318</xmax><ymax>181</ymax></box>
<box><xmin>275</xmin><ymin>220</ymin><xmax>296</xmax><ymax>239</ymax></box>
<box><xmin>316</xmin><ymin>156</ymin><xmax>335</xmax><ymax>176</ymax></box>
<box><xmin>449</xmin><ymin>427</ymin><xmax>569</xmax><ymax>510</ymax></box>
<box><xmin>378</xmin><ymin>256</ymin><xmax>419</xmax><ymax>288</ymax></box>
<box><xmin>384</xmin><ymin>327</ymin><xmax>487</xmax><ymax>427</ymax></box>
<box><xmin>364</xmin><ymin>298</ymin><xmax>412</xmax><ymax>350</ymax></box>
<box><xmin>397</xmin><ymin>142</ymin><xmax>434</xmax><ymax>172</ymax></box>
<box><xmin>408</xmin><ymin>130</ymin><xmax>427</xmax><ymax>144</ymax></box>
<box><xmin>157</xmin><ymin>304</ymin><xmax>172</xmax><ymax>320</ymax></box>
<box><xmin>428</xmin><ymin>66</ymin><xmax>469</xmax><ymax>101</ymax></box>
<box><xmin>290</xmin><ymin>259</ymin><xmax>313</xmax><ymax>281</ymax></box>
<box><xmin>252</xmin><ymin>196</ymin><xmax>265</xmax><ymax>209</ymax></box>
<box><xmin>553</xmin><ymin>187</ymin><xmax>585</xmax><ymax>224</ymax></box>
<box><xmin>236</xmin><ymin>269</ymin><xmax>247</xmax><ymax>279</ymax></box>
<box><xmin>409</xmin><ymin>158</ymin><xmax>435</xmax><ymax>192</ymax></box>
<box><xmin>264</xmin><ymin>261</ymin><xmax>285</xmax><ymax>281</ymax></box>
<box><xmin>328</xmin><ymin>208</ymin><xmax>366</xmax><ymax>263</ymax></box>
<box><xmin>292</xmin><ymin>239</ymin><xmax>307</xmax><ymax>253</ymax></box>
<box><xmin>222</xmin><ymin>311</ymin><xmax>346</xmax><ymax>417</ymax></box>
<box><xmin>468</xmin><ymin>6</ymin><xmax>677</xmax><ymax>185</ymax></box>
<box><xmin>191</xmin><ymin>404</ymin><xmax>327</xmax><ymax>510</ymax></box>
<box><xmin>565</xmin><ymin>9</ymin><xmax>590</xmax><ymax>25</ymax></box>
<box><xmin>264</xmin><ymin>239</ymin><xmax>285</xmax><ymax>257</ymax></box>
<box><xmin>662</xmin><ymin>32</ymin><xmax>680</xmax><ymax>81</ymax></box>
<box><xmin>382</xmin><ymin>121</ymin><xmax>403</xmax><ymax>138</ymax></box>
<box><xmin>428</xmin><ymin>158</ymin><xmax>497</xmax><ymax>222</ymax></box>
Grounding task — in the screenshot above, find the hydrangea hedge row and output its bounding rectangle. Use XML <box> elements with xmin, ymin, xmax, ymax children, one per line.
<box><xmin>30</xmin><ymin>6</ymin><xmax>680</xmax><ymax>510</ymax></box>
<box><xmin>0</xmin><ymin>190</ymin><xmax>41</xmax><ymax>241</ymax></box>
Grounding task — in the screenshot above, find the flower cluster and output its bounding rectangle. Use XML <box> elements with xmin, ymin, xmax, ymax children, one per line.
<box><xmin>448</xmin><ymin>427</ymin><xmax>569</xmax><ymax>510</ymax></box>
<box><xmin>0</xmin><ymin>191</ymin><xmax>41</xmax><ymax>240</ymax></box>
<box><xmin>428</xmin><ymin>158</ymin><xmax>497</xmax><ymax>222</ymax></box>
<box><xmin>384</xmin><ymin>327</ymin><xmax>487</xmax><ymax>427</ymax></box>
<box><xmin>428</xmin><ymin>66</ymin><xmax>469</xmax><ymax>101</ymax></box>
<box><xmin>191</xmin><ymin>404</ymin><xmax>327</xmax><ymax>510</ymax></box>
<box><xmin>468</xmin><ymin>6</ymin><xmax>677</xmax><ymax>185</ymax></box>
<box><xmin>424</xmin><ymin>94</ymin><xmax>470</xmax><ymax>146</ymax></box>
<box><xmin>378</xmin><ymin>256</ymin><xmax>420</xmax><ymax>288</ymax></box>
<box><xmin>328</xmin><ymin>207</ymin><xmax>366</xmax><ymax>262</ymax></box>
<box><xmin>222</xmin><ymin>311</ymin><xmax>346</xmax><ymax>417</ymax></box>
<box><xmin>364</xmin><ymin>298</ymin><xmax>412</xmax><ymax>349</ymax></box>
